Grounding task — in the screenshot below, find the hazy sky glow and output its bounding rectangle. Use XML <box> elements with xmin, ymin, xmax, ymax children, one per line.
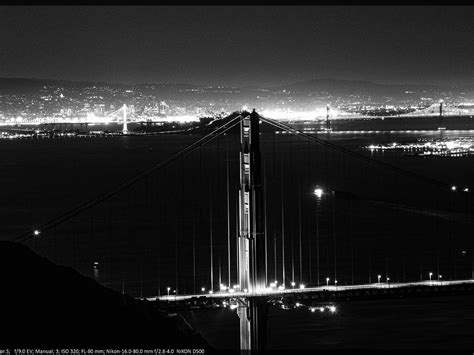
<box><xmin>1</xmin><ymin>6</ymin><xmax>473</xmax><ymax>86</ymax></box>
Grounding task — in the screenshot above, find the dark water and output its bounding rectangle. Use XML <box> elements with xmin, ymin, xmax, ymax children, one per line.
<box><xmin>182</xmin><ymin>294</ymin><xmax>474</xmax><ymax>350</ymax></box>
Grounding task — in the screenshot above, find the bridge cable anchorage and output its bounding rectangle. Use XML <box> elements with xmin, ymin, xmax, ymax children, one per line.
<box><xmin>259</xmin><ymin>116</ymin><xmax>452</xmax><ymax>190</ymax></box>
<box><xmin>15</xmin><ymin>113</ymin><xmax>245</xmax><ymax>243</ymax></box>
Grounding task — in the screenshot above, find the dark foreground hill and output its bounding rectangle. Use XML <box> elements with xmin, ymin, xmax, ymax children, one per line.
<box><xmin>0</xmin><ymin>241</ymin><xmax>211</xmax><ymax>349</ymax></box>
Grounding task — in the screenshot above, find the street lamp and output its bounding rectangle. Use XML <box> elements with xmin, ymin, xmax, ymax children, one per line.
<box><xmin>201</xmin><ymin>287</ymin><xmax>205</xmax><ymax>293</ymax></box>
<box><xmin>326</xmin><ymin>277</ymin><xmax>330</xmax><ymax>287</ymax></box>
<box><xmin>377</xmin><ymin>275</ymin><xmax>381</xmax><ymax>283</ymax></box>
<box><xmin>291</xmin><ymin>281</ymin><xmax>296</xmax><ymax>289</ymax></box>
<box><xmin>335</xmin><ymin>280</ymin><xmax>338</xmax><ymax>289</ymax></box>
<box><xmin>314</xmin><ymin>187</ymin><xmax>324</xmax><ymax>199</ymax></box>
<box><xmin>429</xmin><ymin>272</ymin><xmax>433</xmax><ymax>281</ymax></box>
<box><xmin>167</xmin><ymin>287</ymin><xmax>171</xmax><ymax>297</ymax></box>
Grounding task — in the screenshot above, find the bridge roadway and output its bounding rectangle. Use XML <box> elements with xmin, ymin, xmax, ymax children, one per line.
<box><xmin>145</xmin><ymin>279</ymin><xmax>474</xmax><ymax>302</ymax></box>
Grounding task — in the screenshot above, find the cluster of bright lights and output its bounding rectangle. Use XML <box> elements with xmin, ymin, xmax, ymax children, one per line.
<box><xmin>260</xmin><ymin>107</ymin><xmax>355</xmax><ymax>122</ymax></box>
<box><xmin>367</xmin><ymin>138</ymin><xmax>474</xmax><ymax>157</ymax></box>
<box><xmin>402</xmin><ymin>102</ymin><xmax>474</xmax><ymax>117</ymax></box>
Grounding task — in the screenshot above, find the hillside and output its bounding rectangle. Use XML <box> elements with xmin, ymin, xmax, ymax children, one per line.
<box><xmin>0</xmin><ymin>241</ymin><xmax>212</xmax><ymax>349</ymax></box>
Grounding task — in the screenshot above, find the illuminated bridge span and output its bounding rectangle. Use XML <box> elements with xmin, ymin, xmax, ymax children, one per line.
<box><xmin>5</xmin><ymin>103</ymin><xmax>198</xmax><ymax>128</ymax></box>
<box><xmin>14</xmin><ymin>109</ymin><xmax>473</xmax><ymax>351</ymax></box>
<box><xmin>150</xmin><ymin>279</ymin><xmax>474</xmax><ymax>302</ymax></box>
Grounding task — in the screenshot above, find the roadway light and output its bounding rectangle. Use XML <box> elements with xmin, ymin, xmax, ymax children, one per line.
<box><xmin>33</xmin><ymin>230</ymin><xmax>41</xmax><ymax>236</ymax></box>
<box><xmin>209</xmin><ymin>290</ymin><xmax>213</xmax><ymax>294</ymax></box>
<box><xmin>299</xmin><ymin>284</ymin><xmax>305</xmax><ymax>289</ymax></box>
<box><xmin>201</xmin><ymin>287</ymin><xmax>205</xmax><ymax>292</ymax></box>
<box><xmin>314</xmin><ymin>187</ymin><xmax>324</xmax><ymax>199</ymax></box>
<box><xmin>291</xmin><ymin>281</ymin><xmax>296</xmax><ymax>288</ymax></box>
<box><xmin>378</xmin><ymin>275</ymin><xmax>381</xmax><ymax>283</ymax></box>
<box><xmin>429</xmin><ymin>272</ymin><xmax>433</xmax><ymax>281</ymax></box>
<box><xmin>386</xmin><ymin>277</ymin><xmax>390</xmax><ymax>283</ymax></box>
<box><xmin>464</xmin><ymin>188</ymin><xmax>469</xmax><ymax>192</ymax></box>
<box><xmin>167</xmin><ymin>287</ymin><xmax>171</xmax><ymax>297</ymax></box>
<box><xmin>326</xmin><ymin>277</ymin><xmax>330</xmax><ymax>286</ymax></box>
<box><xmin>451</xmin><ymin>186</ymin><xmax>457</xmax><ymax>191</ymax></box>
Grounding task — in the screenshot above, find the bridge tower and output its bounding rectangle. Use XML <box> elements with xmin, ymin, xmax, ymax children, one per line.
<box><xmin>326</xmin><ymin>104</ymin><xmax>331</xmax><ymax>130</ymax></box>
<box><xmin>122</xmin><ymin>104</ymin><xmax>129</xmax><ymax>135</ymax></box>
<box><xmin>237</xmin><ymin>109</ymin><xmax>268</xmax><ymax>351</ymax></box>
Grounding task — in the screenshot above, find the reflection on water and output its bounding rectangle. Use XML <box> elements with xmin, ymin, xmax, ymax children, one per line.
<box><xmin>182</xmin><ymin>295</ymin><xmax>474</xmax><ymax>350</ymax></box>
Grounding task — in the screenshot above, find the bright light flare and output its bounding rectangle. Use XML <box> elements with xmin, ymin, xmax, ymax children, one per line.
<box><xmin>314</xmin><ymin>188</ymin><xmax>324</xmax><ymax>198</ymax></box>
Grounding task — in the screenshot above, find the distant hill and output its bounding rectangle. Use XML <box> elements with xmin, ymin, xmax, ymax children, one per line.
<box><xmin>0</xmin><ymin>241</ymin><xmax>211</xmax><ymax>349</ymax></box>
<box><xmin>274</xmin><ymin>78</ymin><xmax>464</xmax><ymax>96</ymax></box>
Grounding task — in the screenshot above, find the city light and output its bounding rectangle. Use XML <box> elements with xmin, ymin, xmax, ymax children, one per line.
<box><xmin>201</xmin><ymin>287</ymin><xmax>205</xmax><ymax>292</ymax></box>
<box><xmin>291</xmin><ymin>281</ymin><xmax>296</xmax><ymax>288</ymax></box>
<box><xmin>328</xmin><ymin>306</ymin><xmax>337</xmax><ymax>313</ymax></box>
<box><xmin>378</xmin><ymin>275</ymin><xmax>381</xmax><ymax>283</ymax></box>
<box><xmin>299</xmin><ymin>284</ymin><xmax>305</xmax><ymax>289</ymax></box>
<box><xmin>326</xmin><ymin>277</ymin><xmax>330</xmax><ymax>286</ymax></box>
<box><xmin>167</xmin><ymin>287</ymin><xmax>170</xmax><ymax>297</ymax></box>
<box><xmin>33</xmin><ymin>230</ymin><xmax>41</xmax><ymax>236</ymax></box>
<box><xmin>429</xmin><ymin>272</ymin><xmax>433</xmax><ymax>281</ymax></box>
<box><xmin>464</xmin><ymin>188</ymin><xmax>470</xmax><ymax>192</ymax></box>
<box><xmin>452</xmin><ymin>186</ymin><xmax>457</xmax><ymax>191</ymax></box>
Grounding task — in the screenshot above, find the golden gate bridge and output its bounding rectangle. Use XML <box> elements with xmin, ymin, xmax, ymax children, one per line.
<box><xmin>13</xmin><ymin>109</ymin><xmax>473</xmax><ymax>351</ymax></box>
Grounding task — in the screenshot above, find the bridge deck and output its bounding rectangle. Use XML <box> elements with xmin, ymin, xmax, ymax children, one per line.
<box><xmin>144</xmin><ymin>279</ymin><xmax>474</xmax><ymax>302</ymax></box>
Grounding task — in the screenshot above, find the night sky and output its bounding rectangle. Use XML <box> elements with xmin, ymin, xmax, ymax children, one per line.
<box><xmin>1</xmin><ymin>6</ymin><xmax>473</xmax><ymax>87</ymax></box>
